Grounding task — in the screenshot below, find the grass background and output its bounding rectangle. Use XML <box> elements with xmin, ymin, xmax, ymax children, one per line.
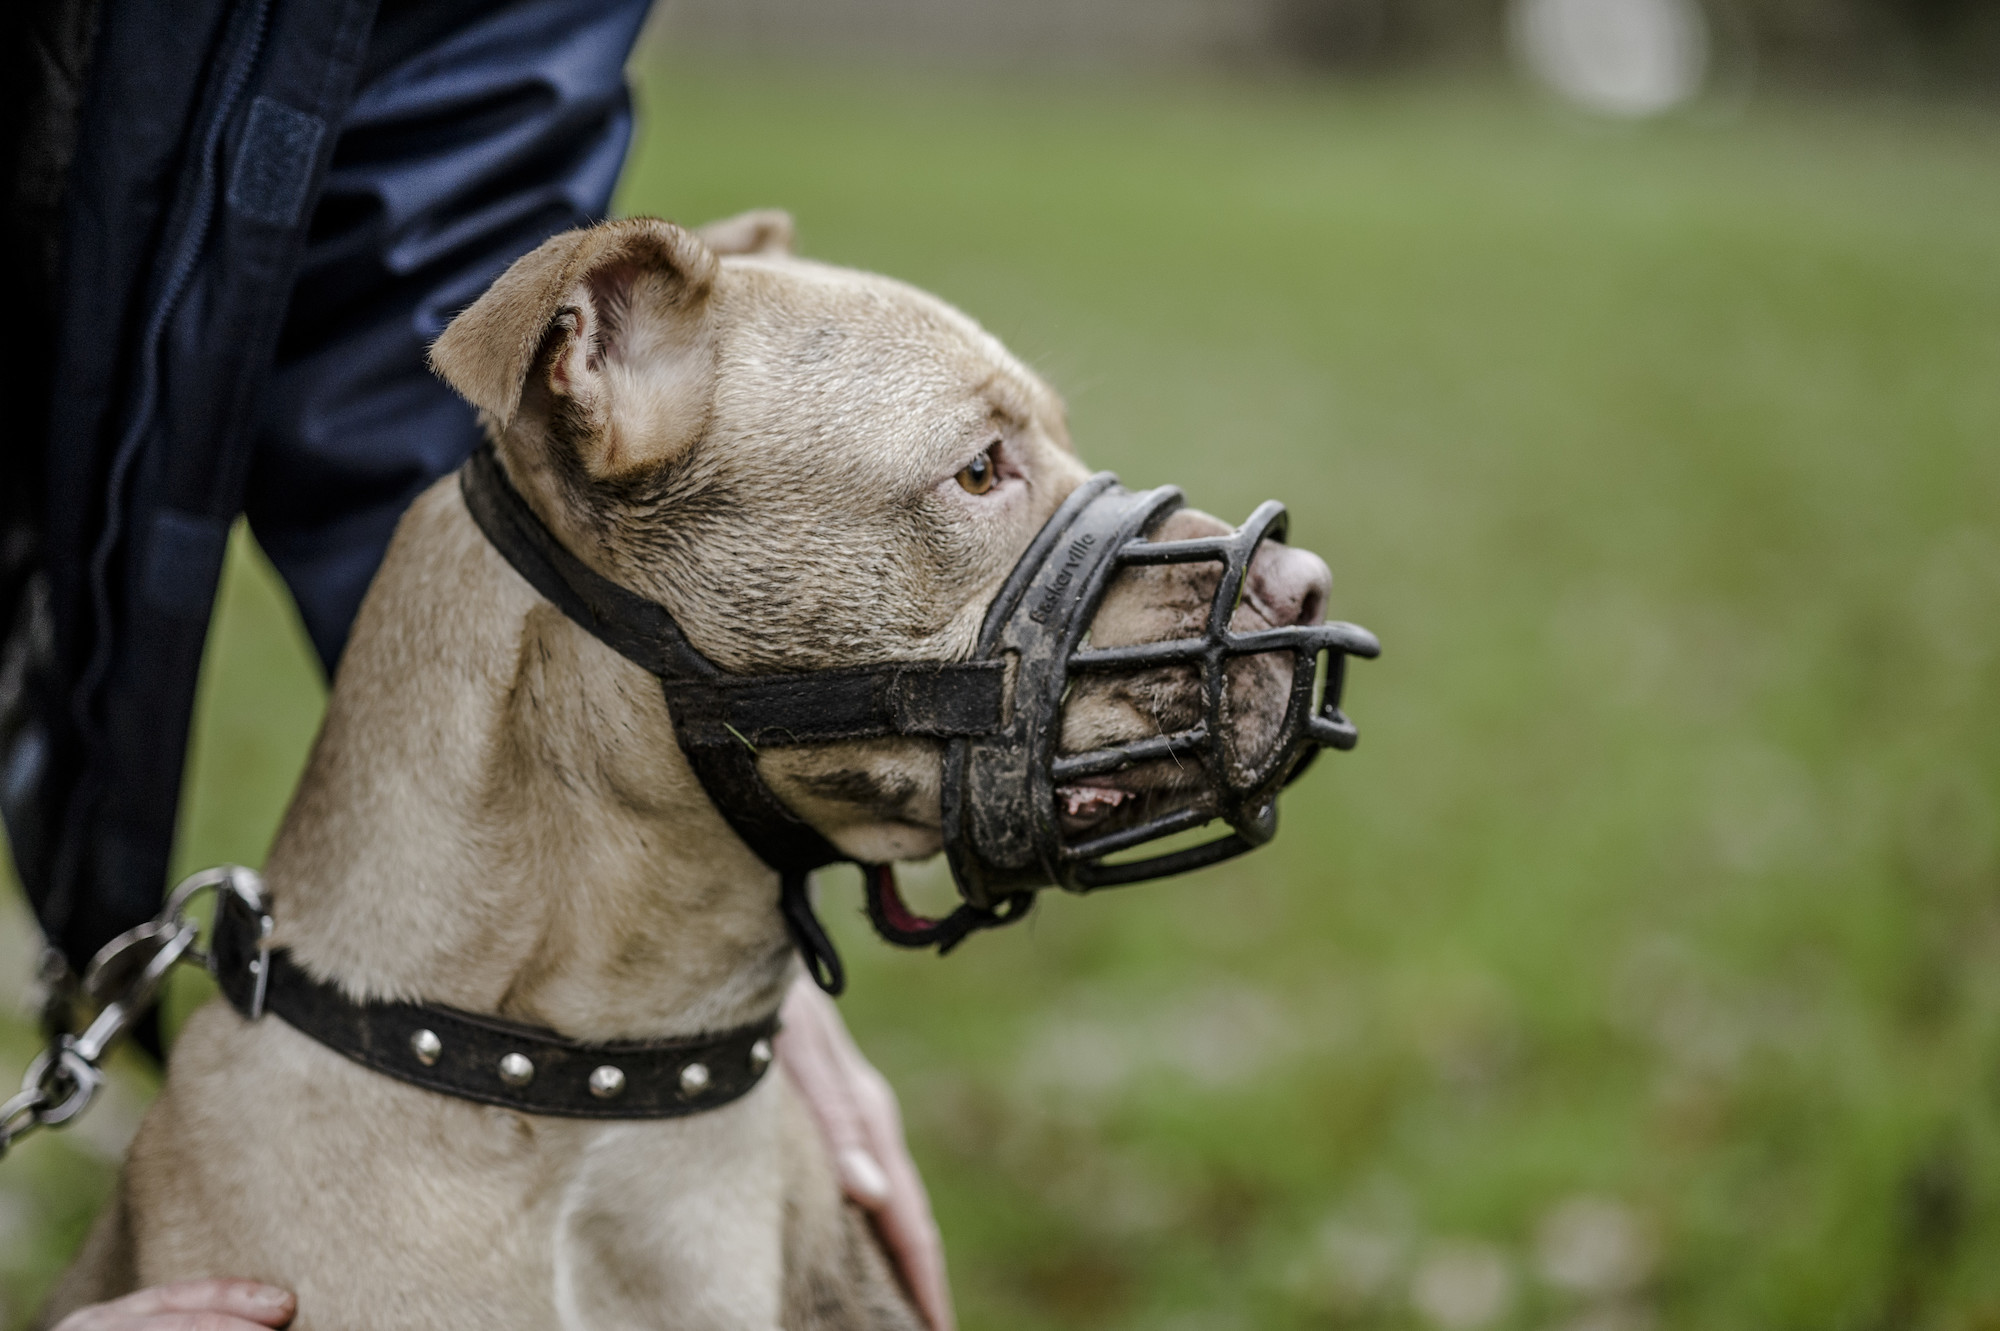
<box><xmin>6</xmin><ymin>60</ymin><xmax>2000</xmax><ymax>1330</ymax></box>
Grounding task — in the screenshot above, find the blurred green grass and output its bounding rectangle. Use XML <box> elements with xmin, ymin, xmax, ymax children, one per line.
<box><xmin>8</xmin><ymin>62</ymin><xmax>2000</xmax><ymax>1330</ymax></box>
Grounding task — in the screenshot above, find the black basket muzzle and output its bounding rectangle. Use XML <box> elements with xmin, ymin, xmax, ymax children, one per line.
<box><xmin>460</xmin><ymin>449</ymin><xmax>1377</xmax><ymax>987</ymax></box>
<box><xmin>941</xmin><ymin>473</ymin><xmax>1379</xmax><ymax>909</ymax></box>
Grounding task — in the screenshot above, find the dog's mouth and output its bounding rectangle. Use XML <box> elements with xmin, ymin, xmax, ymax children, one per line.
<box><xmin>1054</xmin><ymin>767</ymin><xmax>1186</xmax><ymax>838</ymax></box>
<box><xmin>1053</xmin><ymin>648</ymin><xmax>1298</xmax><ymax>839</ymax></box>
<box><xmin>1060</xmin><ymin>782</ymin><xmax>1132</xmax><ymax>823</ymax></box>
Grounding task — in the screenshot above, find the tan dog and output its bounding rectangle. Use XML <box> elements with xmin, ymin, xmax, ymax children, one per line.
<box><xmin>44</xmin><ymin>212</ymin><xmax>1332</xmax><ymax>1330</ymax></box>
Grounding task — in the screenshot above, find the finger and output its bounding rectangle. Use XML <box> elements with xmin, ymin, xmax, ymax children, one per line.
<box><xmin>777</xmin><ymin>975</ymin><xmax>956</xmax><ymax>1330</ymax></box>
<box><xmin>841</xmin><ymin>1063</ymin><xmax>953</xmax><ymax>1330</ymax></box>
<box><xmin>82</xmin><ymin>1282</ymin><xmax>295</xmax><ymax>1326</ymax></box>
<box><xmin>94</xmin><ymin>1303</ymin><xmax>292</xmax><ymax>1327</ymax></box>
<box><xmin>845</xmin><ymin>1060</ymin><xmax>905</xmax><ymax>1138</ymax></box>
<box><xmin>868</xmin><ymin>1146</ymin><xmax>955</xmax><ymax>1331</ymax></box>
<box><xmin>869</xmin><ymin>1202</ymin><xmax>954</xmax><ymax>1331</ymax></box>
<box><xmin>803</xmin><ymin>1016</ymin><xmax>900</xmax><ymax>1211</ymax></box>
<box><xmin>836</xmin><ymin>1145</ymin><xmax>892</xmax><ymax>1209</ymax></box>
<box><xmin>101</xmin><ymin>1281</ymin><xmax>292</xmax><ymax>1318</ymax></box>
<box><xmin>775</xmin><ymin>980</ymin><xmax>869</xmax><ymax>1152</ymax></box>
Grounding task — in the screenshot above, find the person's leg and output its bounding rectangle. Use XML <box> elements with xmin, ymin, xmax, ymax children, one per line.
<box><xmin>247</xmin><ymin>0</ymin><xmax>653</xmax><ymax>673</ymax></box>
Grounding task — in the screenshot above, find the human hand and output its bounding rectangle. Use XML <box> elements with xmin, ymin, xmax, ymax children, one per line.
<box><xmin>776</xmin><ymin>973</ymin><xmax>955</xmax><ymax>1331</ymax></box>
<box><xmin>51</xmin><ymin>1281</ymin><xmax>295</xmax><ymax>1331</ymax></box>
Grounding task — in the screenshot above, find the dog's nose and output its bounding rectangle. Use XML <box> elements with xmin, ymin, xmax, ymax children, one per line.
<box><xmin>1247</xmin><ymin>540</ymin><xmax>1330</xmax><ymax>627</ymax></box>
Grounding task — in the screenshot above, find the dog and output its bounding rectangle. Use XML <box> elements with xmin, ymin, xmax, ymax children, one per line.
<box><xmin>43</xmin><ymin>211</ymin><xmax>1333</xmax><ymax>1330</ymax></box>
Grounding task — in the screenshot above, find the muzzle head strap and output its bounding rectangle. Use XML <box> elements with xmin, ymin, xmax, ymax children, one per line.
<box><xmin>460</xmin><ymin>446</ymin><xmax>717</xmax><ymax>681</ymax></box>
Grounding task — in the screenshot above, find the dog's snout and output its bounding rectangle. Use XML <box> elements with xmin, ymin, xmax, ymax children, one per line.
<box><xmin>1248</xmin><ymin>541</ymin><xmax>1330</xmax><ymax>627</ymax></box>
<box><xmin>1143</xmin><ymin>508</ymin><xmax>1331</xmax><ymax>629</ymax></box>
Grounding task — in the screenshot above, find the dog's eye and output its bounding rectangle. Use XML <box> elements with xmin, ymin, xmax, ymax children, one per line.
<box><xmin>956</xmin><ymin>451</ymin><xmax>997</xmax><ymax>495</ymax></box>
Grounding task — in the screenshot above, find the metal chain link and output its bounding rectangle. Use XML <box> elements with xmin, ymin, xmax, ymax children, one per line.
<box><xmin>0</xmin><ymin>865</ymin><xmax>263</xmax><ymax>1159</ymax></box>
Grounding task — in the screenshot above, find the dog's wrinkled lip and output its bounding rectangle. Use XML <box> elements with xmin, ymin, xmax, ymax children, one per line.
<box><xmin>1060</xmin><ymin>783</ymin><xmax>1131</xmax><ymax>820</ymax></box>
<box><xmin>1053</xmin><ymin>756</ymin><xmax>1204</xmax><ymax>837</ymax></box>
<box><xmin>1054</xmin><ymin>781</ymin><xmax>1138</xmax><ymax>835</ymax></box>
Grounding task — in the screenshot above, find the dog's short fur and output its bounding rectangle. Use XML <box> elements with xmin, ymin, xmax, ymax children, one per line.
<box><xmin>44</xmin><ymin>214</ymin><xmax>1332</xmax><ymax>1330</ymax></box>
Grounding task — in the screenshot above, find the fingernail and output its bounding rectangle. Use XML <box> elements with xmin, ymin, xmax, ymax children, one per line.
<box><xmin>838</xmin><ymin>1146</ymin><xmax>891</xmax><ymax>1205</ymax></box>
<box><xmin>251</xmin><ymin>1286</ymin><xmax>294</xmax><ymax>1309</ymax></box>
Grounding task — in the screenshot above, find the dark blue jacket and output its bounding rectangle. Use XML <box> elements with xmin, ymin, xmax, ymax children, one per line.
<box><xmin>1</xmin><ymin>0</ymin><xmax>651</xmax><ymax>971</ymax></box>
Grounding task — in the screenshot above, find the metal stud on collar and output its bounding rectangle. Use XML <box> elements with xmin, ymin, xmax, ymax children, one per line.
<box><xmin>679</xmin><ymin>1062</ymin><xmax>711</xmax><ymax>1096</ymax></box>
<box><xmin>410</xmin><ymin>1029</ymin><xmax>442</xmax><ymax>1066</ymax></box>
<box><xmin>498</xmin><ymin>1052</ymin><xmax>535</xmax><ymax>1087</ymax></box>
<box><xmin>589</xmin><ymin>1065</ymin><xmax>626</xmax><ymax>1099</ymax></box>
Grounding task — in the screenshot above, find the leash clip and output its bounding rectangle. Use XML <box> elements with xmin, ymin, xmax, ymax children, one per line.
<box><xmin>0</xmin><ymin>865</ymin><xmax>267</xmax><ymax>1160</ymax></box>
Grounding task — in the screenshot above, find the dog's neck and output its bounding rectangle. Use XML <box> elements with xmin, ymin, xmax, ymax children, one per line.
<box><xmin>259</xmin><ymin>480</ymin><xmax>796</xmax><ymax>1040</ymax></box>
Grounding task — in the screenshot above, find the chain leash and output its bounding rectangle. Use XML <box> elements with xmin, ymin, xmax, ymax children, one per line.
<box><xmin>0</xmin><ymin>866</ymin><xmax>267</xmax><ymax>1159</ymax></box>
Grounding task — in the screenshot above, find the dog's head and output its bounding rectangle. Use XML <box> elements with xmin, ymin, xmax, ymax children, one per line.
<box><xmin>431</xmin><ymin>215</ymin><xmax>1332</xmax><ymax>867</ymax></box>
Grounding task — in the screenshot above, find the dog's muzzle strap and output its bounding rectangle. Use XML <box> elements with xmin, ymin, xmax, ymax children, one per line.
<box><xmin>209</xmin><ymin>885</ymin><xmax>781</xmax><ymax>1118</ymax></box>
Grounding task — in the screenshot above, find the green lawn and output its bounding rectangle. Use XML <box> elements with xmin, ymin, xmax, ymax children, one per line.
<box><xmin>7</xmin><ymin>61</ymin><xmax>2000</xmax><ymax>1331</ymax></box>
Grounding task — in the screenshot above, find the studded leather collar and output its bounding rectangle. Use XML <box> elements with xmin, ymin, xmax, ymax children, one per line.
<box><xmin>209</xmin><ymin>878</ymin><xmax>779</xmax><ymax>1119</ymax></box>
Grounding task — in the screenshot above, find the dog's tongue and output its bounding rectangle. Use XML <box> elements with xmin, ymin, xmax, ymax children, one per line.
<box><xmin>1059</xmin><ymin>784</ymin><xmax>1129</xmax><ymax>819</ymax></box>
<box><xmin>866</xmin><ymin>863</ymin><xmax>944</xmax><ymax>933</ymax></box>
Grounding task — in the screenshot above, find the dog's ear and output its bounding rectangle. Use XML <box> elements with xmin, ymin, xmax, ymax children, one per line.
<box><xmin>696</xmin><ymin>209</ymin><xmax>795</xmax><ymax>257</ymax></box>
<box><xmin>430</xmin><ymin>217</ymin><xmax>720</xmax><ymax>476</ymax></box>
